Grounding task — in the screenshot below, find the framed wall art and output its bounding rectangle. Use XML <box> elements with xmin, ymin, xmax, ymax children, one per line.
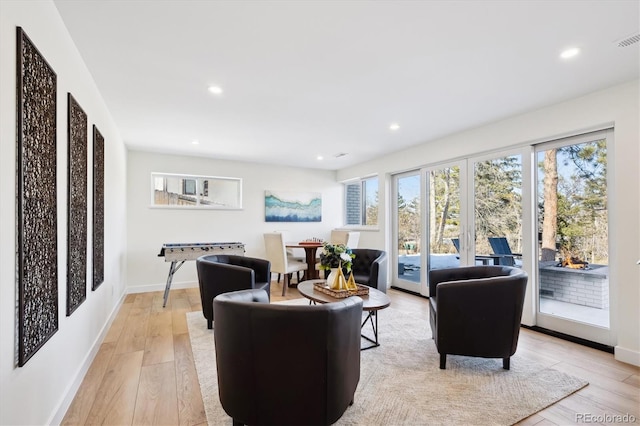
<box><xmin>265</xmin><ymin>191</ymin><xmax>322</xmax><ymax>222</ymax></box>
<box><xmin>67</xmin><ymin>93</ymin><xmax>88</xmax><ymax>315</ymax></box>
<box><xmin>92</xmin><ymin>125</ymin><xmax>105</xmax><ymax>290</ymax></box>
<box><xmin>16</xmin><ymin>27</ymin><xmax>58</xmax><ymax>366</ymax></box>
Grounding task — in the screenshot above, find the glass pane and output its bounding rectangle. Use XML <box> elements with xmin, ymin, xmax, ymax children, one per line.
<box><xmin>474</xmin><ymin>155</ymin><xmax>523</xmax><ymax>266</ymax></box>
<box><xmin>363</xmin><ymin>177</ymin><xmax>378</xmax><ymax>225</ymax></box>
<box><xmin>428</xmin><ymin>166</ymin><xmax>461</xmax><ymax>271</ymax></box>
<box><xmin>345</xmin><ymin>183</ymin><xmax>361</xmax><ymax>225</ymax></box>
<box><xmin>154</xmin><ymin>176</ymin><xmax>197</xmax><ymax>206</ymax></box>
<box><xmin>199</xmin><ymin>178</ymin><xmax>241</xmax><ymax>208</ymax></box>
<box><xmin>537</xmin><ymin>139</ymin><xmax>609</xmax><ymax>327</ymax></box>
<box><xmin>152</xmin><ymin>173</ymin><xmax>242</xmax><ymax>208</ymax></box>
<box><xmin>397</xmin><ymin>174</ymin><xmax>421</xmax><ymax>283</ymax></box>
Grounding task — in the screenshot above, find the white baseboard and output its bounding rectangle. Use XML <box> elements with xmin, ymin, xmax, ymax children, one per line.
<box><xmin>614</xmin><ymin>345</ymin><xmax>640</xmax><ymax>366</ymax></box>
<box><xmin>48</xmin><ymin>291</ymin><xmax>127</xmax><ymax>425</ymax></box>
<box><xmin>126</xmin><ymin>280</ymin><xmax>198</xmax><ymax>294</ymax></box>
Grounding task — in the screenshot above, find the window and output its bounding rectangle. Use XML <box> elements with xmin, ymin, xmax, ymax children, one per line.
<box><xmin>344</xmin><ymin>176</ymin><xmax>378</xmax><ymax>226</ymax></box>
<box><xmin>182</xmin><ymin>179</ymin><xmax>196</xmax><ymax>195</ymax></box>
<box><xmin>151</xmin><ymin>172</ymin><xmax>242</xmax><ymax>209</ymax></box>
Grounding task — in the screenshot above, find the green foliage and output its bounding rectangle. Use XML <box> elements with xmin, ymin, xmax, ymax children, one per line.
<box><xmin>397</xmin><ymin>192</ymin><xmax>421</xmax><ymax>252</ymax></box>
<box><xmin>553</xmin><ymin>140</ymin><xmax>608</xmax><ymax>262</ymax></box>
<box><xmin>319</xmin><ymin>243</ymin><xmax>355</xmax><ymax>271</ymax></box>
<box><xmin>430</xmin><ymin>167</ymin><xmax>460</xmax><ymax>252</ymax></box>
<box><xmin>474</xmin><ymin>156</ymin><xmax>523</xmax><ymax>253</ymax></box>
<box><xmin>393</xmin><ymin>138</ymin><xmax>607</xmax><ymax>264</ymax></box>
<box><xmin>365</xmin><ymin>190</ymin><xmax>378</xmax><ymax>225</ymax></box>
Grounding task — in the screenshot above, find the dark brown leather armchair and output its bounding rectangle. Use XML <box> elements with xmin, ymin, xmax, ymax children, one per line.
<box><xmin>213</xmin><ymin>289</ymin><xmax>362</xmax><ymax>426</ymax></box>
<box><xmin>428</xmin><ymin>265</ymin><xmax>528</xmax><ymax>370</ymax></box>
<box><xmin>350</xmin><ymin>249</ymin><xmax>388</xmax><ymax>293</ymax></box>
<box><xmin>196</xmin><ymin>254</ymin><xmax>270</xmax><ymax>329</ymax></box>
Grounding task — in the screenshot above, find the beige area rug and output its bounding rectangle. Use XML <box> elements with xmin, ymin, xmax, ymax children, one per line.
<box><xmin>187</xmin><ymin>299</ymin><xmax>588</xmax><ymax>426</ymax></box>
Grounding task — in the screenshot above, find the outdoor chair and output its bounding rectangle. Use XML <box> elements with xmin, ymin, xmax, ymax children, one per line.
<box><xmin>488</xmin><ymin>237</ymin><xmax>522</xmax><ymax>266</ymax></box>
<box><xmin>451</xmin><ymin>238</ymin><xmax>461</xmax><ymax>253</ymax></box>
<box><xmin>213</xmin><ymin>288</ymin><xmax>362</xmax><ymax>426</ymax></box>
<box><xmin>428</xmin><ymin>265</ymin><xmax>528</xmax><ymax>369</ymax></box>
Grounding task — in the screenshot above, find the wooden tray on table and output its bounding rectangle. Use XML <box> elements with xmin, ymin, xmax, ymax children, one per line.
<box><xmin>313</xmin><ymin>282</ymin><xmax>369</xmax><ymax>298</ymax></box>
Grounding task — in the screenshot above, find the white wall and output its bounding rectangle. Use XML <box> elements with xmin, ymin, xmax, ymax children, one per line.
<box><xmin>338</xmin><ymin>80</ymin><xmax>640</xmax><ymax>366</ymax></box>
<box><xmin>127</xmin><ymin>150</ymin><xmax>343</xmax><ymax>291</ymax></box>
<box><xmin>0</xmin><ymin>1</ymin><xmax>128</xmax><ymax>424</ymax></box>
<box><xmin>1</xmin><ymin>6</ymin><xmax>637</xmax><ymax>426</ymax></box>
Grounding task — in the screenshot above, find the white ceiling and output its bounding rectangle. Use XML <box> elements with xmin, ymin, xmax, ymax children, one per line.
<box><xmin>53</xmin><ymin>0</ymin><xmax>639</xmax><ymax>170</ymax></box>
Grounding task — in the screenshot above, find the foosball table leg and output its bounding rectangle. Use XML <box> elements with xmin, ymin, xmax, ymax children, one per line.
<box><xmin>163</xmin><ymin>260</ymin><xmax>185</xmax><ymax>307</ymax></box>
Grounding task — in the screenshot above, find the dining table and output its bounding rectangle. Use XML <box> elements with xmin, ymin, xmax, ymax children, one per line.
<box><xmin>285</xmin><ymin>241</ymin><xmax>323</xmax><ymax>280</ymax></box>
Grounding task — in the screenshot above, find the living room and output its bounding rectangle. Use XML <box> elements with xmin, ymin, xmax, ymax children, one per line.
<box><xmin>1</xmin><ymin>1</ymin><xmax>638</xmax><ymax>425</ymax></box>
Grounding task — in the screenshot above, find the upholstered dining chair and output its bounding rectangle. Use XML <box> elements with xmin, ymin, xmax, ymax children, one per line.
<box><xmin>350</xmin><ymin>248</ymin><xmax>387</xmax><ymax>293</ymax></box>
<box><xmin>275</xmin><ymin>229</ymin><xmax>304</xmax><ymax>282</ymax></box>
<box><xmin>213</xmin><ymin>288</ymin><xmax>362</xmax><ymax>426</ymax></box>
<box><xmin>196</xmin><ymin>254</ymin><xmax>271</xmax><ymax>329</ymax></box>
<box><xmin>330</xmin><ymin>230</ymin><xmax>360</xmax><ymax>248</ymax></box>
<box><xmin>314</xmin><ymin>230</ymin><xmax>362</xmax><ymax>276</ymax></box>
<box><xmin>264</xmin><ymin>232</ymin><xmax>308</xmax><ymax>296</ymax></box>
<box><xmin>428</xmin><ymin>265</ymin><xmax>528</xmax><ymax>370</ymax></box>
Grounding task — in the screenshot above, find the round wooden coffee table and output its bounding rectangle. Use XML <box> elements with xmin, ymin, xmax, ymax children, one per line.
<box><xmin>297</xmin><ymin>280</ymin><xmax>391</xmax><ymax>350</ymax></box>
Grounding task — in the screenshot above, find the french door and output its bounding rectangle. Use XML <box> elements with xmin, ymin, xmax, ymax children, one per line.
<box><xmin>392</xmin><ymin>149</ymin><xmax>526</xmax><ymax>296</ymax></box>
<box><xmin>534</xmin><ymin>129</ymin><xmax>613</xmax><ymax>345</ymax></box>
<box><xmin>393</xmin><ymin>171</ymin><xmax>423</xmax><ymax>293</ymax></box>
<box><xmin>391</xmin><ymin>132</ymin><xmax>612</xmax><ymax>346</ymax></box>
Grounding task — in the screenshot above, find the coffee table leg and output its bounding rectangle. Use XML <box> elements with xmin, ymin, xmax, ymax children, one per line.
<box><xmin>360</xmin><ymin>311</ymin><xmax>380</xmax><ymax>350</ymax></box>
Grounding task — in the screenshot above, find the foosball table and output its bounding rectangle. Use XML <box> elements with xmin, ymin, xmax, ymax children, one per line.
<box><xmin>158</xmin><ymin>242</ymin><xmax>245</xmax><ymax>307</ymax></box>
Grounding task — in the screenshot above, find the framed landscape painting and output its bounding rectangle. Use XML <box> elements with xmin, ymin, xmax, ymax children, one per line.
<box><xmin>265</xmin><ymin>191</ymin><xmax>321</xmax><ymax>222</ymax></box>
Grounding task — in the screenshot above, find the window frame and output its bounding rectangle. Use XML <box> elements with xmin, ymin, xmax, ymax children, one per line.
<box><xmin>343</xmin><ymin>175</ymin><xmax>379</xmax><ymax>228</ymax></box>
<box><xmin>150</xmin><ymin>172</ymin><xmax>243</xmax><ymax>210</ymax></box>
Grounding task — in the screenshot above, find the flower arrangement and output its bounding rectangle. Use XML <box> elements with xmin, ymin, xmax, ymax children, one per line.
<box><xmin>319</xmin><ymin>242</ymin><xmax>355</xmax><ymax>271</ymax></box>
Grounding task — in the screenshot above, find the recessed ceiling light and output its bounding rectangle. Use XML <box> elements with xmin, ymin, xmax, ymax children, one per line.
<box><xmin>316</xmin><ymin>155</ymin><xmax>324</xmax><ymax>161</ymax></box>
<box><xmin>389</xmin><ymin>123</ymin><xmax>400</xmax><ymax>131</ymax></box>
<box><xmin>191</xmin><ymin>140</ymin><xmax>199</xmax><ymax>145</ymax></box>
<box><xmin>208</xmin><ymin>85</ymin><xmax>223</xmax><ymax>95</ymax></box>
<box><xmin>560</xmin><ymin>47</ymin><xmax>580</xmax><ymax>59</ymax></box>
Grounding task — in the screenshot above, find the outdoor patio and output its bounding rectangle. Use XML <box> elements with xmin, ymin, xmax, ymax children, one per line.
<box><xmin>396</xmin><ymin>253</ymin><xmax>609</xmax><ymax>328</ymax></box>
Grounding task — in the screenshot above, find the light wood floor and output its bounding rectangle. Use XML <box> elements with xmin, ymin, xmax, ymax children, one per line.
<box><xmin>61</xmin><ymin>282</ymin><xmax>639</xmax><ymax>425</ymax></box>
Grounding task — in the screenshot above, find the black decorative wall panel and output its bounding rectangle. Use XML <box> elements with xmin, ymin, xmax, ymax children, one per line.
<box><xmin>16</xmin><ymin>27</ymin><xmax>58</xmax><ymax>366</ymax></box>
<box><xmin>92</xmin><ymin>125</ymin><xmax>104</xmax><ymax>290</ymax></box>
<box><xmin>67</xmin><ymin>94</ymin><xmax>87</xmax><ymax>315</ymax></box>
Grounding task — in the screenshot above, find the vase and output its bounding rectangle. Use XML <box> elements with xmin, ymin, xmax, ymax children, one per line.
<box><xmin>327</xmin><ymin>267</ymin><xmax>347</xmax><ymax>290</ymax></box>
<box><xmin>327</xmin><ymin>268</ymin><xmax>340</xmax><ymax>289</ymax></box>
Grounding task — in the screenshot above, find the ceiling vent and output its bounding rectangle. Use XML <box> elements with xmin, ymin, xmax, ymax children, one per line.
<box><xmin>616</xmin><ymin>33</ymin><xmax>640</xmax><ymax>48</ymax></box>
<box><xmin>334</xmin><ymin>153</ymin><xmax>348</xmax><ymax>158</ymax></box>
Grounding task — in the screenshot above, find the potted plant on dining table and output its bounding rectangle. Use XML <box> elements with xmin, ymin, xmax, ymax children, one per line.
<box><xmin>319</xmin><ymin>242</ymin><xmax>356</xmax><ymax>290</ymax></box>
